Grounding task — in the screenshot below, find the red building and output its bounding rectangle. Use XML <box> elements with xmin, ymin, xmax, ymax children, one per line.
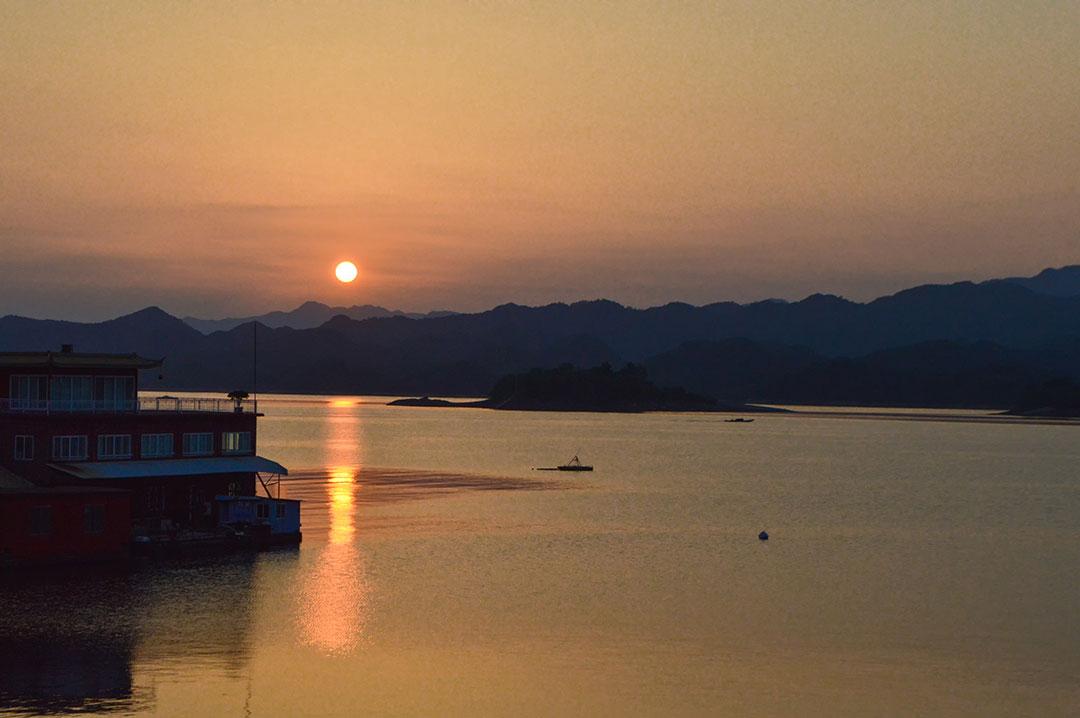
<box><xmin>0</xmin><ymin>347</ymin><xmax>295</xmax><ymax>565</ymax></box>
<box><xmin>0</xmin><ymin>479</ymin><xmax>130</xmax><ymax>567</ymax></box>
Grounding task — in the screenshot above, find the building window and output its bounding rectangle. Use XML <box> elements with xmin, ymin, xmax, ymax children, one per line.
<box><xmin>275</xmin><ymin>503</ymin><xmax>286</xmax><ymax>519</ymax></box>
<box><xmin>141</xmin><ymin>433</ymin><xmax>174</xmax><ymax>458</ymax></box>
<box><xmin>50</xmin><ymin>376</ymin><xmax>93</xmax><ymax>411</ymax></box>
<box><xmin>97</xmin><ymin>434</ymin><xmax>132</xmax><ymax>459</ymax></box>
<box><xmin>146</xmin><ymin>485</ymin><xmax>163</xmax><ymax>515</ymax></box>
<box><xmin>256</xmin><ymin>503</ymin><xmax>270</xmax><ymax>520</ymax></box>
<box><xmin>52</xmin><ymin>435</ymin><xmax>88</xmax><ymax>461</ymax></box>
<box><xmin>14</xmin><ymin>435</ymin><xmax>34</xmax><ymax>461</ymax></box>
<box><xmin>96</xmin><ymin>376</ymin><xmax>135</xmax><ymax>411</ymax></box>
<box><xmin>84</xmin><ymin>504</ymin><xmax>106</xmax><ymax>534</ymax></box>
<box><xmin>9</xmin><ymin>375</ymin><xmax>47</xmax><ymax>410</ymax></box>
<box><xmin>29</xmin><ymin>506</ymin><xmax>52</xmax><ymax>536</ymax></box>
<box><xmin>182</xmin><ymin>432</ymin><xmax>213</xmax><ymax>456</ymax></box>
<box><xmin>221</xmin><ymin>431</ymin><xmax>252</xmax><ymax>455</ymax></box>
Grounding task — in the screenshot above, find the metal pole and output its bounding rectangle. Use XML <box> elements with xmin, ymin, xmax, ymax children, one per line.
<box><xmin>253</xmin><ymin>321</ymin><xmax>258</xmax><ymax>413</ymax></box>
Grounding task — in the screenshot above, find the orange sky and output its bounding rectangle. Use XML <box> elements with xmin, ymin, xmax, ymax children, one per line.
<box><xmin>1</xmin><ymin>1</ymin><xmax>1077</xmax><ymax>320</ymax></box>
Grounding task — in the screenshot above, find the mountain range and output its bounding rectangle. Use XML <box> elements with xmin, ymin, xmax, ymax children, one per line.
<box><xmin>997</xmin><ymin>265</ymin><xmax>1080</xmax><ymax>297</ymax></box>
<box><xmin>182</xmin><ymin>301</ymin><xmax>457</xmax><ymax>333</ymax></box>
<box><xmin>1</xmin><ymin>265</ymin><xmax>1078</xmax><ymax>408</ymax></box>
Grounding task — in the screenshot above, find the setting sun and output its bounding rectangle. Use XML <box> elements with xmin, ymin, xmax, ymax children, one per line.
<box><xmin>334</xmin><ymin>261</ymin><xmax>358</xmax><ymax>283</ymax></box>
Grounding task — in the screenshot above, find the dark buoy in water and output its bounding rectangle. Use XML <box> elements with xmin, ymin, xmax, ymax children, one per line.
<box><xmin>758</xmin><ymin>530</ymin><xmax>769</xmax><ymax>541</ymax></box>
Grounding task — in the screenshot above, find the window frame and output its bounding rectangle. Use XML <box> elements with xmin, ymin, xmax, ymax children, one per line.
<box><xmin>140</xmin><ymin>433</ymin><xmax>174</xmax><ymax>458</ymax></box>
<box><xmin>96</xmin><ymin>375</ymin><xmax>136</xmax><ymax>411</ymax></box>
<box><xmin>97</xmin><ymin>434</ymin><xmax>133</xmax><ymax>460</ymax></box>
<box><xmin>52</xmin><ymin>435</ymin><xmax>89</xmax><ymax>461</ymax></box>
<box><xmin>9</xmin><ymin>375</ymin><xmax>48</xmax><ymax>410</ymax></box>
<box><xmin>221</xmin><ymin>431</ymin><xmax>252</xmax><ymax>455</ymax></box>
<box><xmin>83</xmin><ymin>504</ymin><xmax>106</xmax><ymax>534</ymax></box>
<box><xmin>14</xmin><ymin>435</ymin><xmax>34</xmax><ymax>461</ymax></box>
<box><xmin>182</xmin><ymin>432</ymin><xmax>214</xmax><ymax>456</ymax></box>
<box><xmin>49</xmin><ymin>375</ymin><xmax>94</xmax><ymax>411</ymax></box>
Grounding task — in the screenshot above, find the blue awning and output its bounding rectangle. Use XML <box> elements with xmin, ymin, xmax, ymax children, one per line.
<box><xmin>49</xmin><ymin>455</ymin><xmax>288</xmax><ymax>480</ymax></box>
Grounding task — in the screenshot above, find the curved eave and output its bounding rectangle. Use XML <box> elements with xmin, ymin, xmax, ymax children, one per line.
<box><xmin>48</xmin><ymin>455</ymin><xmax>288</xmax><ymax>480</ymax></box>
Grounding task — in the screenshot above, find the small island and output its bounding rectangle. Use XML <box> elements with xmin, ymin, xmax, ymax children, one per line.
<box><xmin>387</xmin><ymin>396</ymin><xmax>472</xmax><ymax>408</ymax></box>
<box><xmin>390</xmin><ymin>363</ymin><xmax>783</xmax><ymax>414</ymax></box>
<box><xmin>1005</xmin><ymin>378</ymin><xmax>1080</xmax><ymax>418</ymax></box>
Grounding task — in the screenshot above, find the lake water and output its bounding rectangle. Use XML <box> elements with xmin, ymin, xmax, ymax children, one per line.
<box><xmin>2</xmin><ymin>396</ymin><xmax>1078</xmax><ymax>716</ymax></box>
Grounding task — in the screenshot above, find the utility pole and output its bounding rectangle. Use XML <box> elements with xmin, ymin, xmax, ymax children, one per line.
<box><xmin>252</xmin><ymin>321</ymin><xmax>258</xmax><ymax>414</ymax></box>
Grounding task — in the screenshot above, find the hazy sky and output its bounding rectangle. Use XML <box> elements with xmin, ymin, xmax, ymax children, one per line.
<box><xmin>2</xmin><ymin>1</ymin><xmax>1077</xmax><ymax>320</ymax></box>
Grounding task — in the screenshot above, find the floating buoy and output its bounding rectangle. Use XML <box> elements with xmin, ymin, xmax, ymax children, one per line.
<box><xmin>758</xmin><ymin>530</ymin><xmax>769</xmax><ymax>541</ymax></box>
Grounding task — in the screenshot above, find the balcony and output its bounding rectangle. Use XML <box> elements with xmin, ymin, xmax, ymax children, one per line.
<box><xmin>0</xmin><ymin>396</ymin><xmax>259</xmax><ymax>414</ymax></box>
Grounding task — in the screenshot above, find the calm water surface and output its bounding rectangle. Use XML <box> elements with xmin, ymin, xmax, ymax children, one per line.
<box><xmin>2</xmin><ymin>396</ymin><xmax>1078</xmax><ymax>716</ymax></box>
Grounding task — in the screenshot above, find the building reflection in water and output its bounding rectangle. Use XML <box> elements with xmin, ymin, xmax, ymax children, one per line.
<box><xmin>297</xmin><ymin>398</ymin><xmax>369</xmax><ymax>654</ymax></box>
<box><xmin>0</xmin><ymin>567</ymin><xmax>139</xmax><ymax>714</ymax></box>
<box><xmin>0</xmin><ymin>554</ymin><xmax>273</xmax><ymax>715</ymax></box>
<box><xmin>0</xmin><ymin>397</ymin><xmax>373</xmax><ymax>712</ymax></box>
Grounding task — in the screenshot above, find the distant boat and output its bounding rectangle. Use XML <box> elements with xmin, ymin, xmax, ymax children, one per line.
<box><xmin>533</xmin><ymin>455</ymin><xmax>594</xmax><ymax>471</ymax></box>
<box><xmin>725</xmin><ymin>418</ymin><xmax>754</xmax><ymax>423</ymax></box>
<box><xmin>557</xmin><ymin>455</ymin><xmax>593</xmax><ymax>471</ymax></box>
<box><xmin>561</xmin><ymin>455</ymin><xmax>596</xmax><ymax>472</ymax></box>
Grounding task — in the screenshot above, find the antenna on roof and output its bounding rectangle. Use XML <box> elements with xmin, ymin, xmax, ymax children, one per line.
<box><xmin>252</xmin><ymin>321</ymin><xmax>258</xmax><ymax>413</ymax></box>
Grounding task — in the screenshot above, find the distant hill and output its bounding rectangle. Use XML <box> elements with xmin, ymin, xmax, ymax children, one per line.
<box><xmin>482</xmin><ymin>363</ymin><xmax>729</xmax><ymax>412</ymax></box>
<box><xmin>2</xmin><ymin>265</ymin><xmax>1079</xmax><ymax>408</ymax></box>
<box><xmin>1007</xmin><ymin>378</ymin><xmax>1080</xmax><ymax>417</ymax></box>
<box><xmin>0</xmin><ymin>306</ymin><xmax>203</xmax><ymax>360</ymax></box>
<box><xmin>995</xmin><ymin>265</ymin><xmax>1080</xmax><ymax>298</ymax></box>
<box><xmin>182</xmin><ymin>301</ymin><xmax>457</xmax><ymax>333</ymax></box>
<box><xmin>316</xmin><ymin>279</ymin><xmax>1080</xmax><ymax>360</ymax></box>
<box><xmin>646</xmin><ymin>338</ymin><xmax>1077</xmax><ymax>408</ymax></box>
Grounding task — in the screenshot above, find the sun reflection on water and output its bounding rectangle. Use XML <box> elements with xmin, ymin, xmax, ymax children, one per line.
<box><xmin>297</xmin><ymin>401</ymin><xmax>369</xmax><ymax>654</ymax></box>
<box><xmin>329</xmin><ymin>466</ymin><xmax>357</xmax><ymax>545</ymax></box>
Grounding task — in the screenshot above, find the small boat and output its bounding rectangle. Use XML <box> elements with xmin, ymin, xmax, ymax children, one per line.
<box><xmin>557</xmin><ymin>455</ymin><xmax>593</xmax><ymax>472</ymax></box>
<box><xmin>533</xmin><ymin>455</ymin><xmax>594</xmax><ymax>471</ymax></box>
<box><xmin>725</xmin><ymin>418</ymin><xmax>754</xmax><ymax>423</ymax></box>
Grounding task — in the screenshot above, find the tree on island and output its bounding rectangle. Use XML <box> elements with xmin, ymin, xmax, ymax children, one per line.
<box><xmin>486</xmin><ymin>362</ymin><xmax>719</xmax><ymax>412</ymax></box>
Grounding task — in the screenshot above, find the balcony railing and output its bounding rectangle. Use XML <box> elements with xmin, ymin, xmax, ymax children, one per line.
<box><xmin>0</xmin><ymin>397</ymin><xmax>258</xmax><ymax>414</ymax></box>
<box><xmin>140</xmin><ymin>397</ymin><xmax>258</xmax><ymax>414</ymax></box>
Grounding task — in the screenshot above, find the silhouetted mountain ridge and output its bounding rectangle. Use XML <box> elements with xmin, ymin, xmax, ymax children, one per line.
<box><xmin>0</xmin><ymin>306</ymin><xmax>203</xmax><ymax>360</ymax></box>
<box><xmin>647</xmin><ymin>338</ymin><xmax>1079</xmax><ymax>408</ymax></box>
<box><xmin>182</xmin><ymin>301</ymin><xmax>457</xmax><ymax>333</ymax></box>
<box><xmin>995</xmin><ymin>265</ymin><xmax>1080</xmax><ymax>297</ymax></box>
<box><xmin>2</xmin><ymin>265</ymin><xmax>1078</xmax><ymax>407</ymax></box>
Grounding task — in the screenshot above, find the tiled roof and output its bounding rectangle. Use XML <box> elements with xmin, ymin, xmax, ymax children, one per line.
<box><xmin>0</xmin><ymin>464</ymin><xmax>35</xmax><ymax>489</ymax></box>
<box><xmin>0</xmin><ymin>352</ymin><xmax>163</xmax><ymax>369</ymax></box>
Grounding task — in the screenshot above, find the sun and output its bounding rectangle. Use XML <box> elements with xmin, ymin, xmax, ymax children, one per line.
<box><xmin>334</xmin><ymin>261</ymin><xmax>358</xmax><ymax>283</ymax></box>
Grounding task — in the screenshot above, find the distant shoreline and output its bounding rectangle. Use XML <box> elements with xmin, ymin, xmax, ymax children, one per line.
<box><xmin>386</xmin><ymin>395</ymin><xmax>787</xmax><ymax>413</ymax></box>
<box><xmin>385</xmin><ymin>396</ymin><xmax>1080</xmax><ymax>426</ymax></box>
<box><xmin>145</xmin><ymin>389</ymin><xmax>1080</xmax><ymax>426</ymax></box>
<box><xmin>767</xmin><ymin>408</ymin><xmax>1080</xmax><ymax>427</ymax></box>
